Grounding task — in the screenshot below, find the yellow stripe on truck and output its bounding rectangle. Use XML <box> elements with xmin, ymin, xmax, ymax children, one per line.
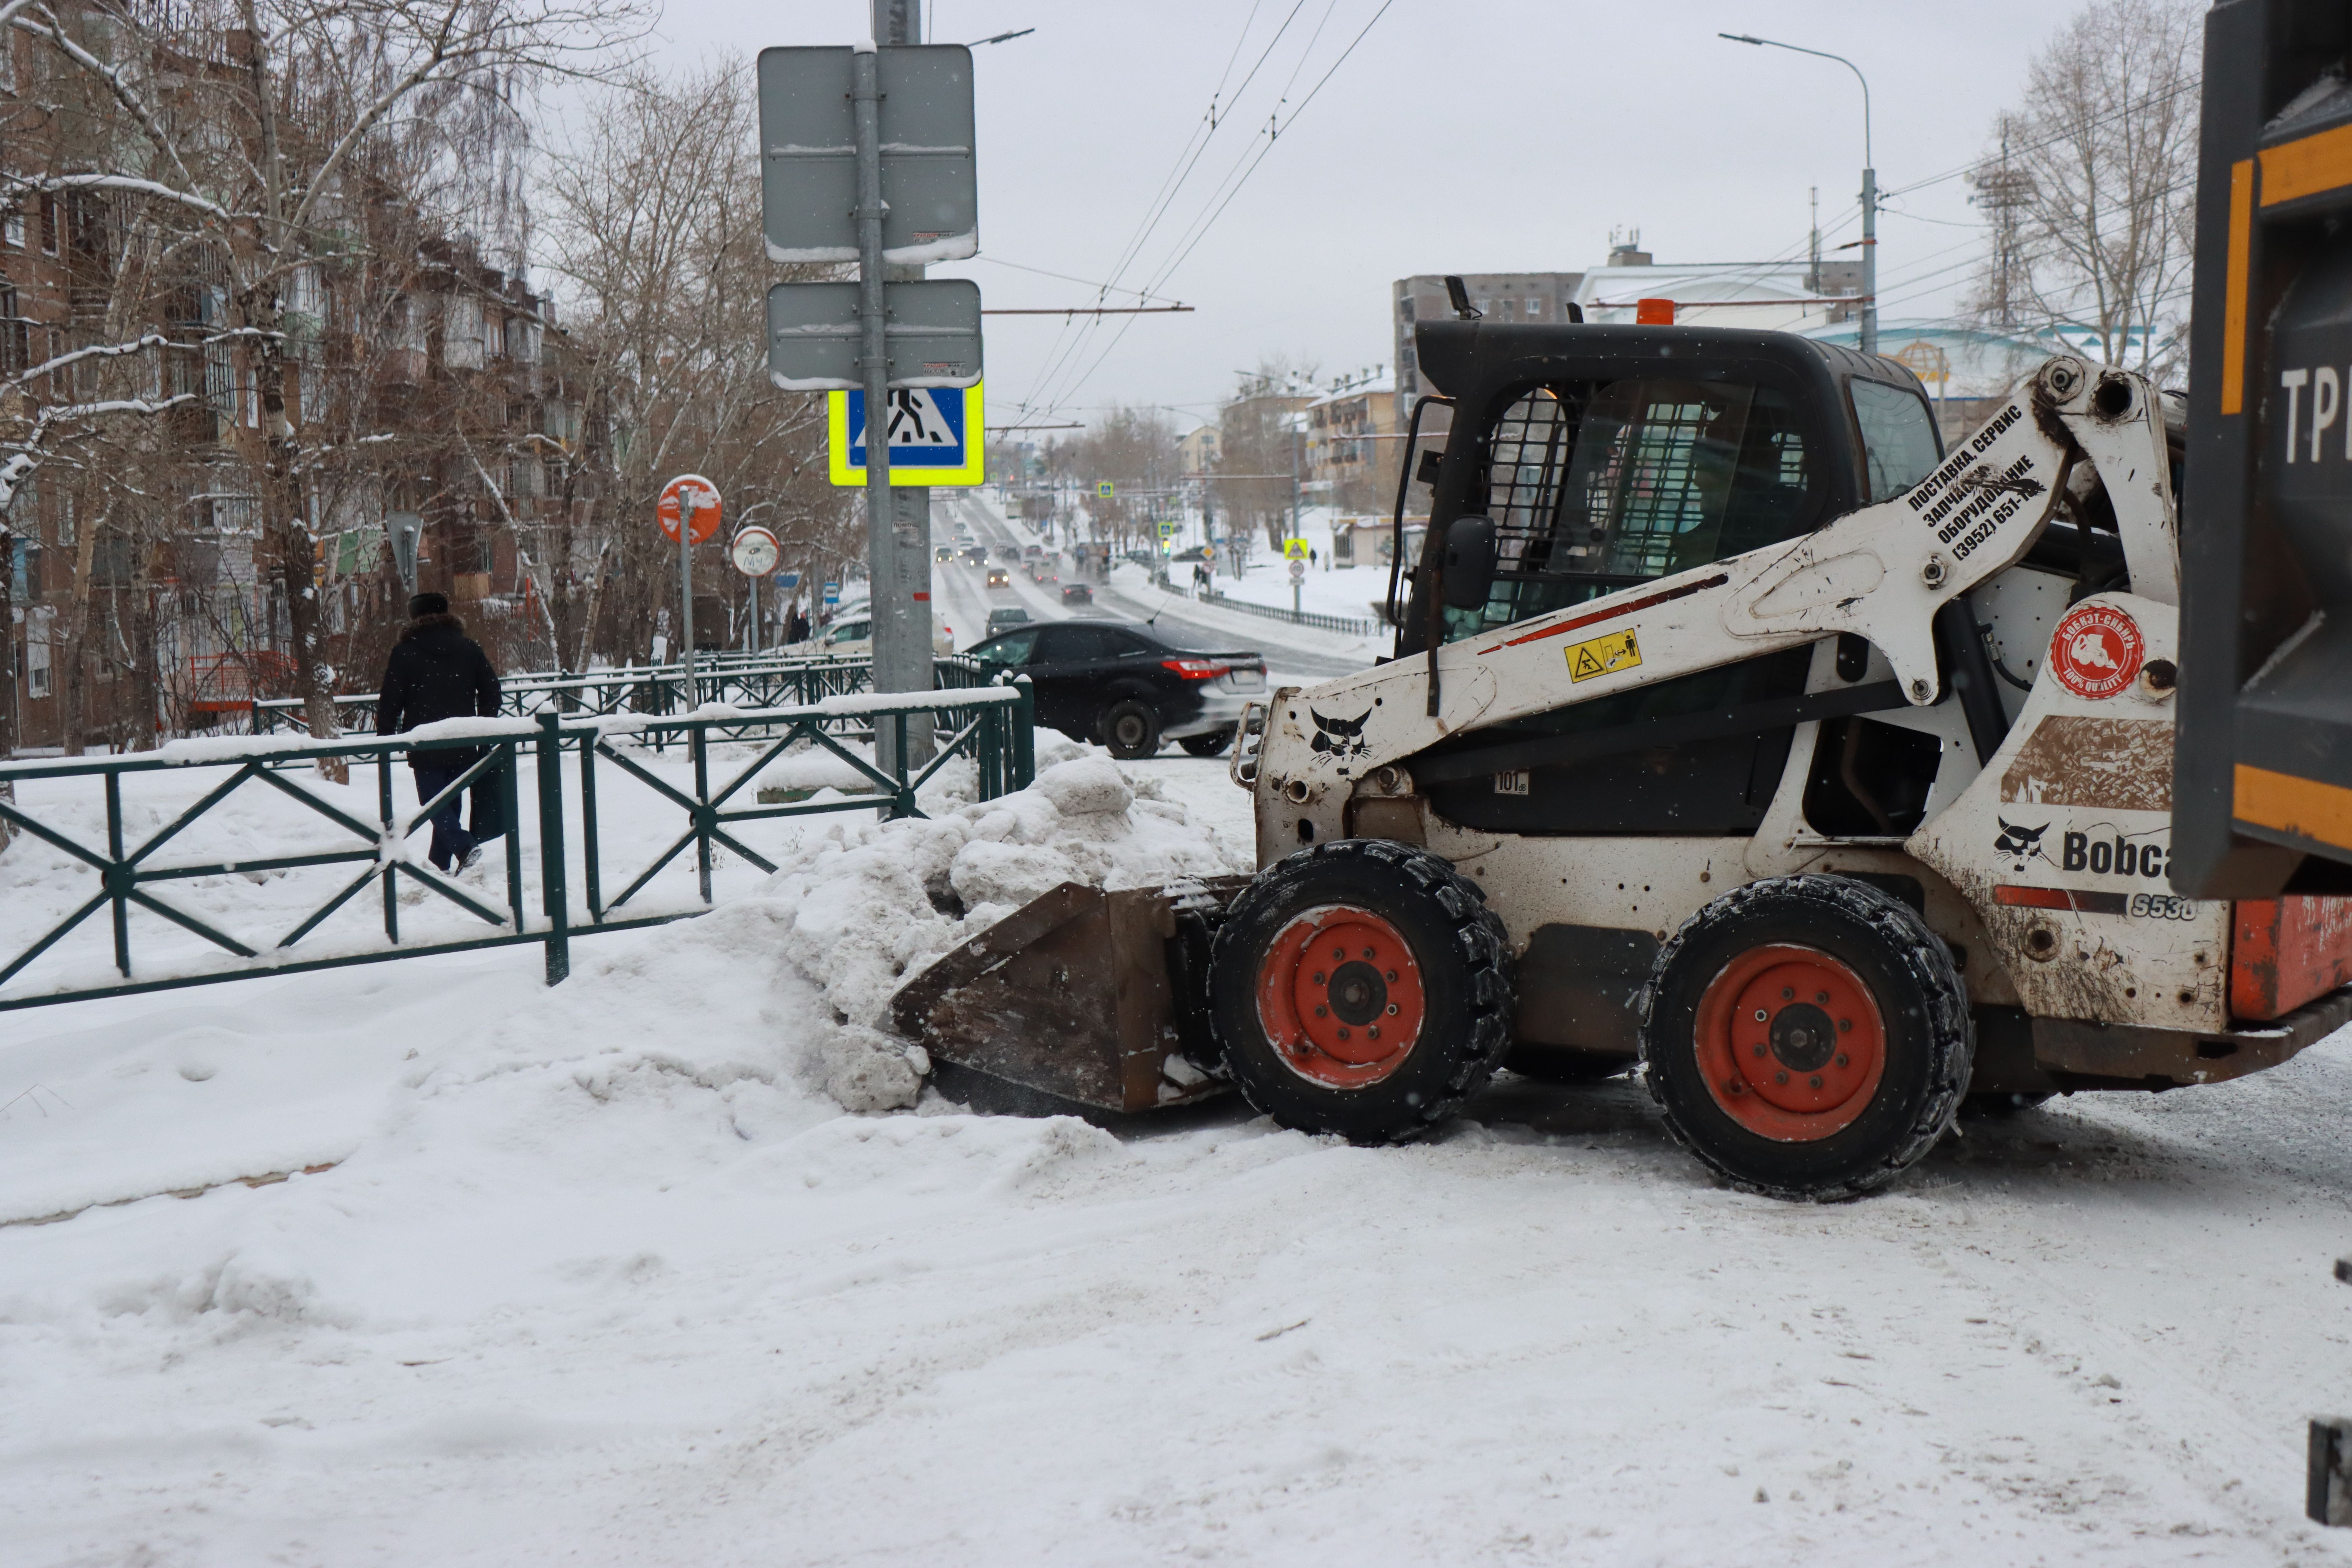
<box><xmin>2235</xmin><ymin>762</ymin><xmax>2352</xmax><ymax>853</ymax></box>
<box><xmin>2223</xmin><ymin>157</ymin><xmax>2255</xmax><ymax>416</ymax></box>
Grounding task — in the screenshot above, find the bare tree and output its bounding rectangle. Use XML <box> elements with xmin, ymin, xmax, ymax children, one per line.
<box><xmin>1214</xmin><ymin>358</ymin><xmax>1315</xmax><ymax>554</ymax></box>
<box><xmin>1967</xmin><ymin>0</ymin><xmax>2200</xmax><ymax>376</ymax></box>
<box><xmin>538</xmin><ymin>62</ymin><xmax>850</xmax><ymax>667</ymax></box>
<box><xmin>5</xmin><ymin>0</ymin><xmax>644</xmax><ymax>771</ymax></box>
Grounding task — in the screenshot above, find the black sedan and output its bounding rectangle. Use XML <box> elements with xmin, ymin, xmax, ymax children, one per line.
<box><xmin>970</xmin><ymin>621</ymin><xmax>1268</xmax><ymax>759</ymax></box>
<box><xmin>1061</xmin><ymin>582</ymin><xmax>1093</xmax><ymax>604</ymax></box>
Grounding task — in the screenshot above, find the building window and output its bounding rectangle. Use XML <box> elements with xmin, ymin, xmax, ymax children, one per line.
<box><xmin>38</xmin><ymin>193</ymin><xmax>57</xmax><ymax>254</ymax></box>
<box><xmin>1526</xmin><ymin>297</ymin><xmax>1542</xmax><ymax>318</ymax></box>
<box><xmin>2</xmin><ymin>209</ymin><xmax>23</xmax><ymax>248</ymax></box>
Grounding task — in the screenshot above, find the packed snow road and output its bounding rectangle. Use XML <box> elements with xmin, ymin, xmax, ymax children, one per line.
<box><xmin>5</xmin><ymin>749</ymin><xmax>2352</xmax><ymax>1564</ymax></box>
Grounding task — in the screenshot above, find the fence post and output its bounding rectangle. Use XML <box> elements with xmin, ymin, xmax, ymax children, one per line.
<box><xmin>501</xmin><ymin>740</ymin><xmax>525</xmax><ymax>922</ymax></box>
<box><xmin>537</xmin><ymin>712</ymin><xmax>569</xmax><ymax>984</ymax></box>
<box><xmin>691</xmin><ymin>720</ymin><xmax>714</xmax><ymax>903</ymax></box>
<box><xmin>1011</xmin><ymin>675</ymin><xmax>1035</xmax><ymax>789</ymax></box>
<box><xmin>104</xmin><ymin>772</ymin><xmax>130</xmax><ymax>976</ymax></box>
<box><xmin>890</xmin><ymin>711</ymin><xmax>915</xmax><ymax>819</ymax></box>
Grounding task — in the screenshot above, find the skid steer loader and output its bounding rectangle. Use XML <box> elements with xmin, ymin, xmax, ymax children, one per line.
<box><xmin>893</xmin><ymin>319</ymin><xmax>2352</xmax><ymax>1200</ymax></box>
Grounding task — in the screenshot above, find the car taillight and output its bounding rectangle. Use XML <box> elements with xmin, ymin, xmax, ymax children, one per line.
<box><xmin>1162</xmin><ymin>658</ymin><xmax>1224</xmax><ymax>680</ymax></box>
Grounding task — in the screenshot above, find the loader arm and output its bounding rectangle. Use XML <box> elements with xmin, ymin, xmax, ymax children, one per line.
<box><xmin>1249</xmin><ymin>357</ymin><xmax>2163</xmax><ymax>842</ymax></box>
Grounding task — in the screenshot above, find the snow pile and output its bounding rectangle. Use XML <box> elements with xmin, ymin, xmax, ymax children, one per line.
<box><xmin>760</xmin><ymin>750</ymin><xmax>1249</xmax><ymax>1110</ymax></box>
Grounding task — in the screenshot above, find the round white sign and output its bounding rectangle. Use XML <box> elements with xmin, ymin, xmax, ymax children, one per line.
<box><xmin>730</xmin><ymin>525</ymin><xmax>781</xmax><ymax>577</ymax></box>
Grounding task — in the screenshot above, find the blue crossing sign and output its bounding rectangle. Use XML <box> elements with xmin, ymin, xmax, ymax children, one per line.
<box><xmin>829</xmin><ymin>383</ymin><xmax>985</xmax><ymax>487</ymax></box>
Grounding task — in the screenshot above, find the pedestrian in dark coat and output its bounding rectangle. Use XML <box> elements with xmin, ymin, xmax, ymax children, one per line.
<box><xmin>377</xmin><ymin>592</ymin><xmax>504</xmax><ymax>872</ymax></box>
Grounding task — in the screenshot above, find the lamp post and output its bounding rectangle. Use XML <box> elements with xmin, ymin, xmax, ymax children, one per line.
<box><xmin>1720</xmin><ymin>33</ymin><xmax>1876</xmax><ymax>356</ymax></box>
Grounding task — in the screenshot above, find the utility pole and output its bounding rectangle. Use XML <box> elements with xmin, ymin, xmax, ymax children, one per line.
<box><xmin>867</xmin><ymin>0</ymin><xmax>936</xmax><ymax>767</ymax></box>
<box><xmin>1721</xmin><ymin>34</ymin><xmax>1876</xmax><ymax>353</ymax></box>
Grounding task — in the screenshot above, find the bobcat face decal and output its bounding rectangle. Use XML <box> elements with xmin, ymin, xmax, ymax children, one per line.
<box><xmin>1308</xmin><ymin>707</ymin><xmax>1372</xmax><ymax>773</ymax></box>
<box><xmin>1993</xmin><ymin>817</ymin><xmax>2049</xmax><ymax>861</ymax></box>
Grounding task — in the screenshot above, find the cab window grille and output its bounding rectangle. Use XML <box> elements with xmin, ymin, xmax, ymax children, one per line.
<box><xmin>1451</xmin><ymin>379</ymin><xmax>1821</xmax><ymax>640</ymax></box>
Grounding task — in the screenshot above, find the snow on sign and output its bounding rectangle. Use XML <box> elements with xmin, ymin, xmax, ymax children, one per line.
<box><xmin>827</xmin><ymin>383</ymin><xmax>984</xmax><ymax>487</ymax></box>
<box><xmin>657</xmin><ymin>474</ymin><xmax>722</xmax><ymax>544</ymax></box>
<box><xmin>729</xmin><ymin>525</ymin><xmax>780</xmax><ymax>577</ymax></box>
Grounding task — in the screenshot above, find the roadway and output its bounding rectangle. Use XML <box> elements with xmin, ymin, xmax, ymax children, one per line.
<box><xmin>928</xmin><ymin>490</ymin><xmax>1367</xmax><ymax>682</ymax></box>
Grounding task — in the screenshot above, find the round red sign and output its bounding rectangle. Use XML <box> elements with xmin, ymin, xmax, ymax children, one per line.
<box><xmin>2049</xmin><ymin>603</ymin><xmax>2145</xmax><ymax>700</ymax></box>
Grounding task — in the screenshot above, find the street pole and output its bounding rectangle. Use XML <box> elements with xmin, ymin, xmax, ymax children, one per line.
<box><xmin>868</xmin><ymin>0</ymin><xmax>936</xmax><ymax>767</ymax></box>
<box><xmin>749</xmin><ymin>571</ymin><xmax>759</xmax><ymax>656</ymax></box>
<box><xmin>1720</xmin><ymin>33</ymin><xmax>1875</xmax><ymax>353</ymax></box>
<box><xmin>677</xmin><ymin>490</ymin><xmax>697</xmax><ymax>704</ymax></box>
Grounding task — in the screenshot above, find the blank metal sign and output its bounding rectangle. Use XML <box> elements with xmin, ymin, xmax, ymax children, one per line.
<box><xmin>766</xmin><ymin>278</ymin><xmax>983</xmax><ymax>391</ymax></box>
<box><xmin>756</xmin><ymin>45</ymin><xmax>977</xmax><ymax>266</ymax></box>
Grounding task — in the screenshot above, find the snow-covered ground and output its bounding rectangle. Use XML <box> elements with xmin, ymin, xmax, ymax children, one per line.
<box><xmin>10</xmin><ymin>729</ymin><xmax>2352</xmax><ymax>1562</ymax></box>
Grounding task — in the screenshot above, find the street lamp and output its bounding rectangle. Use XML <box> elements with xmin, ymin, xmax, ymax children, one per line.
<box><xmin>1720</xmin><ymin>33</ymin><xmax>1877</xmax><ymax>355</ymax></box>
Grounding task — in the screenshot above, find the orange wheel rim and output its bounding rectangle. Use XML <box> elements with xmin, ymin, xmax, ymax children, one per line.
<box><xmin>1692</xmin><ymin>944</ymin><xmax>1886</xmax><ymax>1142</ymax></box>
<box><xmin>1255</xmin><ymin>905</ymin><xmax>1426</xmax><ymax>1088</ymax></box>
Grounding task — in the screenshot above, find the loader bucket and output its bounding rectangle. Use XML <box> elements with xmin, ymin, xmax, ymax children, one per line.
<box><xmin>890</xmin><ymin>877</ymin><xmax>1248</xmax><ymax>1118</ymax></box>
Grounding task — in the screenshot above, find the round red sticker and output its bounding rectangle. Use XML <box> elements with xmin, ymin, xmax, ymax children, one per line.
<box><xmin>2050</xmin><ymin>603</ymin><xmax>2144</xmax><ymax>700</ymax></box>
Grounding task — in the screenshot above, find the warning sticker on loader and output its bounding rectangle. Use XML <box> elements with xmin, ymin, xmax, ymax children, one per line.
<box><xmin>1566</xmin><ymin>628</ymin><xmax>1642</xmax><ymax>682</ymax></box>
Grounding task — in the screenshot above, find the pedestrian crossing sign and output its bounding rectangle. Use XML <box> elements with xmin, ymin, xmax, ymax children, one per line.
<box><xmin>1282</xmin><ymin>537</ymin><xmax>1310</xmax><ymax>560</ymax></box>
<box><xmin>1157</xmin><ymin>520</ymin><xmax>1180</xmax><ymax>536</ymax></box>
<box><xmin>828</xmin><ymin>382</ymin><xmax>985</xmax><ymax>487</ymax></box>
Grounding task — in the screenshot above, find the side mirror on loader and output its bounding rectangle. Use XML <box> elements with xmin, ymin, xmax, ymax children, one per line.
<box><xmin>1440</xmin><ymin>514</ymin><xmax>1497</xmax><ymax>611</ymax></box>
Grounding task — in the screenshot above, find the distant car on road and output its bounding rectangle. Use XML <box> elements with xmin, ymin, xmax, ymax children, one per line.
<box><xmin>787</xmin><ymin>615</ymin><xmax>953</xmax><ymax>659</ymax></box>
<box><xmin>1061</xmin><ymin>583</ymin><xmax>1093</xmax><ymax>605</ymax></box>
<box><xmin>985</xmin><ymin>607</ymin><xmax>1031</xmax><ymax>637</ymax></box>
<box><xmin>960</xmin><ymin>546</ymin><xmax>986</xmax><ymax>566</ymax></box>
<box><xmin>933</xmin><ymin>545</ymin><xmax>954</xmax><ymax>563</ymax></box>
<box><xmin>995</xmin><ymin>545</ymin><xmax>1021</xmax><ymax>561</ymax></box>
<box><xmin>968</xmin><ymin>620</ymin><xmax>1267</xmax><ymax>760</ymax></box>
<box><xmin>1022</xmin><ymin>544</ymin><xmax>1044</xmax><ymax>560</ymax></box>
<box><xmin>986</xmin><ymin>566</ymin><xmax>1011</xmax><ymax>588</ymax></box>
<box><xmin>1029</xmin><ymin>562</ymin><xmax>1058</xmax><ymax>584</ymax></box>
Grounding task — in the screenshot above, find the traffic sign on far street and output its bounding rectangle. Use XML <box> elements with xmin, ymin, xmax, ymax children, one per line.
<box><xmin>730</xmin><ymin>525</ymin><xmax>780</xmax><ymax>577</ymax></box>
<box><xmin>1097</xmin><ymin>482</ymin><xmax>1114</xmax><ymax>498</ymax></box>
<box><xmin>659</xmin><ymin>474</ymin><xmax>723</xmax><ymax>543</ymax></box>
<box><xmin>829</xmin><ymin>384</ymin><xmax>984</xmax><ymax>487</ymax></box>
<box><xmin>1282</xmin><ymin>537</ymin><xmax>1310</xmax><ymax>561</ymax></box>
<box><xmin>822</xmin><ymin>581</ymin><xmax>841</xmax><ymax>606</ymax></box>
<box><xmin>1157</xmin><ymin>519</ymin><xmax>1180</xmax><ymax>536</ymax></box>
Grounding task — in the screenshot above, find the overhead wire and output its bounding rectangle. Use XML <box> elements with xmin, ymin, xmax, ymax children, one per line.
<box><xmin>1028</xmin><ymin>0</ymin><xmax>1399</xmax><ymax>422</ymax></box>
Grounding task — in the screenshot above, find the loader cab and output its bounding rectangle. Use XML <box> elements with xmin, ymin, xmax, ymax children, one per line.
<box><xmin>1396</xmin><ymin>323</ymin><xmax>1947</xmax><ymax>840</ymax></box>
<box><xmin>1399</xmin><ymin>323</ymin><xmax>1941</xmax><ymax>652</ymax></box>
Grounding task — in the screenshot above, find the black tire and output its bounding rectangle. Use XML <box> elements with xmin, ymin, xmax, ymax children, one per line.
<box><xmin>1505</xmin><ymin>1043</ymin><xmax>1633</xmax><ymax>1083</ymax></box>
<box><xmin>1639</xmin><ymin>875</ymin><xmax>1972</xmax><ymax>1202</ymax></box>
<box><xmin>1209</xmin><ymin>840</ymin><xmax>1515</xmax><ymax>1144</ymax></box>
<box><xmin>1963</xmin><ymin>1090</ymin><xmax>2052</xmax><ymax>1117</ymax></box>
<box><xmin>1099</xmin><ymin>699</ymin><xmax>1161</xmax><ymax>760</ymax></box>
<box><xmin>1178</xmin><ymin>727</ymin><xmax>1234</xmax><ymax>758</ymax></box>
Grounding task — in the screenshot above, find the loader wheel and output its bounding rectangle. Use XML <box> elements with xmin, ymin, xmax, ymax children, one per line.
<box><xmin>1640</xmin><ymin>875</ymin><xmax>1972</xmax><ymax>1201</ymax></box>
<box><xmin>1209</xmin><ymin>840</ymin><xmax>1514</xmax><ymax>1144</ymax></box>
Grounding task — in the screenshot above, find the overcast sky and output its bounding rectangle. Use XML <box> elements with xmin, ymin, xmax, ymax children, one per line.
<box><xmin>645</xmin><ymin>0</ymin><xmax>2082</xmax><ymax>433</ymax></box>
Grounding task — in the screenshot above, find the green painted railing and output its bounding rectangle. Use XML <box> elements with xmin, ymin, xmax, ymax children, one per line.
<box><xmin>0</xmin><ymin>679</ymin><xmax>1035</xmax><ymax>1011</ymax></box>
<box><xmin>251</xmin><ymin>653</ymin><xmax>988</xmax><ymax>740</ymax></box>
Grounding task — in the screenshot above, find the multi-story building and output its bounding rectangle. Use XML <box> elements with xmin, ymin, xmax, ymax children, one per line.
<box><xmin>1392</xmin><ymin>271</ymin><xmax>1584</xmax><ymax>426</ymax></box>
<box><xmin>2</xmin><ymin>21</ymin><xmax>591</xmax><ymax>751</ymax></box>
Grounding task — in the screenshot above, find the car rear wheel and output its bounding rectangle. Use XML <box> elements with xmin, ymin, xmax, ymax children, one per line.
<box><xmin>1099</xmin><ymin>700</ymin><xmax>1161</xmax><ymax>759</ymax></box>
<box><xmin>1178</xmin><ymin>727</ymin><xmax>1233</xmax><ymax>757</ymax></box>
<box><xmin>1639</xmin><ymin>875</ymin><xmax>1971</xmax><ymax>1201</ymax></box>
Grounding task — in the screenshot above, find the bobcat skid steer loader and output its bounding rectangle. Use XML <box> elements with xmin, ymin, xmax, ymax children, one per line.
<box><xmin>893</xmin><ymin>321</ymin><xmax>2352</xmax><ymax>1200</ymax></box>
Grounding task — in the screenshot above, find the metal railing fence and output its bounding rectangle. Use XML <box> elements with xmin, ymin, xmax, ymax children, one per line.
<box><xmin>0</xmin><ymin>680</ymin><xmax>1035</xmax><ymax>1012</ymax></box>
<box><xmin>251</xmin><ymin>653</ymin><xmax>988</xmax><ymax>743</ymax></box>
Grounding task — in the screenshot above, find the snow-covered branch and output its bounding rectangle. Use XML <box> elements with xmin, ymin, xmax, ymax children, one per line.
<box><xmin>0</xmin><ymin>172</ymin><xmax>238</xmax><ymax>225</ymax></box>
<box><xmin>11</xmin><ymin>7</ymin><xmax>196</xmax><ymax>190</ymax></box>
<box><xmin>4</xmin><ymin>334</ymin><xmax>174</xmax><ymax>391</ymax></box>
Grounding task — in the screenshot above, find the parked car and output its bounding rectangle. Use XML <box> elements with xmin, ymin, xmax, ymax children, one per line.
<box><xmin>986</xmin><ymin>566</ymin><xmax>1011</xmax><ymax>588</ymax></box>
<box><xmin>968</xmin><ymin>621</ymin><xmax>1267</xmax><ymax>760</ymax></box>
<box><xmin>1061</xmin><ymin>582</ymin><xmax>1093</xmax><ymax>605</ymax></box>
<box><xmin>789</xmin><ymin>614</ymin><xmax>954</xmax><ymax>659</ymax></box>
<box><xmin>985</xmin><ymin>607</ymin><xmax>1031</xmax><ymax>637</ymax></box>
